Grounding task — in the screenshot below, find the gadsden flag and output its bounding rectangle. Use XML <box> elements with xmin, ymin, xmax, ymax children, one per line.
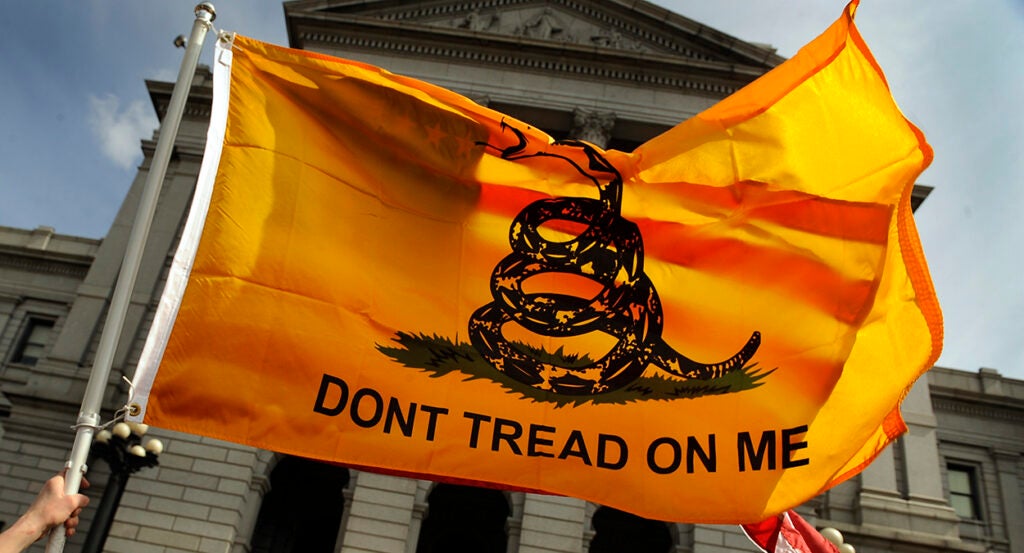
<box><xmin>131</xmin><ymin>1</ymin><xmax>940</xmax><ymax>523</ymax></box>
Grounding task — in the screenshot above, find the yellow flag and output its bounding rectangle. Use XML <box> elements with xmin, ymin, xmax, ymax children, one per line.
<box><xmin>133</xmin><ymin>1</ymin><xmax>939</xmax><ymax>523</ymax></box>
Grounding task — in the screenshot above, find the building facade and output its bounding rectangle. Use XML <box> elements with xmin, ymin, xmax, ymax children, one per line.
<box><xmin>1</xmin><ymin>1</ymin><xmax>1021</xmax><ymax>552</ymax></box>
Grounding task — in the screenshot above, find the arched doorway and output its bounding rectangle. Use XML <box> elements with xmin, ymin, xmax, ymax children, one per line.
<box><xmin>250</xmin><ymin>456</ymin><xmax>350</xmax><ymax>553</ymax></box>
<box><xmin>416</xmin><ymin>483</ymin><xmax>510</xmax><ymax>553</ymax></box>
<box><xmin>589</xmin><ymin>506</ymin><xmax>673</xmax><ymax>553</ymax></box>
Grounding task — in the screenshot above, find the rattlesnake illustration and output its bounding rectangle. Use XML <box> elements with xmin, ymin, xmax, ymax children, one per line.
<box><xmin>469</xmin><ymin>123</ymin><xmax>760</xmax><ymax>395</ymax></box>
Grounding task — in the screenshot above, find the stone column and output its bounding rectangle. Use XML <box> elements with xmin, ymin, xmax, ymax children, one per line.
<box><xmin>402</xmin><ymin>480</ymin><xmax>431</xmax><ymax>553</ymax></box>
<box><xmin>570</xmin><ymin>108</ymin><xmax>616</xmax><ymax>149</ymax></box>
<box><xmin>902</xmin><ymin>381</ymin><xmax>948</xmax><ymax>502</ymax></box>
<box><xmin>857</xmin><ymin>378</ymin><xmax>961</xmax><ymax>540</ymax></box>
<box><xmin>339</xmin><ymin>473</ymin><xmax>418</xmax><ymax>553</ymax></box>
<box><xmin>334</xmin><ymin>471</ymin><xmax>359</xmax><ymax>553</ymax></box>
<box><xmin>0</xmin><ymin>295</ymin><xmax>14</xmax><ymax>442</ymax></box>
<box><xmin>232</xmin><ymin>472</ymin><xmax>270</xmax><ymax>553</ymax></box>
<box><xmin>581</xmin><ymin>502</ymin><xmax>596</xmax><ymax>552</ymax></box>
<box><xmin>46</xmin><ymin>157</ymin><xmax>198</xmax><ymax>370</ymax></box>
<box><xmin>857</xmin><ymin>434</ymin><xmax>902</xmax><ymax>527</ymax></box>
<box><xmin>859</xmin><ymin>442</ymin><xmax>900</xmax><ymax>495</ymax></box>
<box><xmin>518</xmin><ymin>494</ymin><xmax>586</xmax><ymax>553</ymax></box>
<box><xmin>670</xmin><ymin>523</ymin><xmax>693</xmax><ymax>552</ymax></box>
<box><xmin>507</xmin><ymin>492</ymin><xmax>526</xmax><ymax>553</ymax></box>
<box><xmin>0</xmin><ymin>293</ymin><xmax>17</xmax><ymax>336</ymax></box>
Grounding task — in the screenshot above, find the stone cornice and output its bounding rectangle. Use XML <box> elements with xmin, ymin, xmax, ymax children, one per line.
<box><xmin>291</xmin><ymin>17</ymin><xmax>763</xmax><ymax>97</ymax></box>
<box><xmin>0</xmin><ymin>251</ymin><xmax>92</xmax><ymax>279</ymax></box>
<box><xmin>148</xmin><ymin>87</ymin><xmax>212</xmax><ymax>121</ymax></box>
<box><xmin>140</xmin><ymin>138</ymin><xmax>207</xmax><ymax>162</ymax></box>
<box><xmin>146</xmin><ymin>69</ymin><xmax>214</xmax><ymax>123</ymax></box>
<box><xmin>931</xmin><ymin>392</ymin><xmax>1024</xmax><ymax>424</ymax></box>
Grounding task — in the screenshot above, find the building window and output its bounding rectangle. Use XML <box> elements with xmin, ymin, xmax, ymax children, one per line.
<box><xmin>947</xmin><ymin>463</ymin><xmax>981</xmax><ymax>520</ymax></box>
<box><xmin>11</xmin><ymin>318</ymin><xmax>55</xmax><ymax>366</ymax></box>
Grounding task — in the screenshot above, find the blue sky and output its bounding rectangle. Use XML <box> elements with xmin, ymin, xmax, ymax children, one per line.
<box><xmin>1</xmin><ymin>1</ymin><xmax>1021</xmax><ymax>380</ymax></box>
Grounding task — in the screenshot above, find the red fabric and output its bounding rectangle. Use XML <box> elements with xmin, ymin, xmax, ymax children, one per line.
<box><xmin>741</xmin><ymin>510</ymin><xmax>840</xmax><ymax>553</ymax></box>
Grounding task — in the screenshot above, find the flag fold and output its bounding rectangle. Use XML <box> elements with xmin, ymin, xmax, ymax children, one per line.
<box><xmin>742</xmin><ymin>510</ymin><xmax>841</xmax><ymax>553</ymax></box>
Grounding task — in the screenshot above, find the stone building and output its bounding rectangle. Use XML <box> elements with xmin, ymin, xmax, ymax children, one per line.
<box><xmin>1</xmin><ymin>1</ymin><xmax>1021</xmax><ymax>552</ymax></box>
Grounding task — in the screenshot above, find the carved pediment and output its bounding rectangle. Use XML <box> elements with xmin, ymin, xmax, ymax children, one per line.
<box><xmin>287</xmin><ymin>0</ymin><xmax>783</xmax><ymax>67</ymax></box>
<box><xmin>436</xmin><ymin>5</ymin><xmax>656</xmax><ymax>54</ymax></box>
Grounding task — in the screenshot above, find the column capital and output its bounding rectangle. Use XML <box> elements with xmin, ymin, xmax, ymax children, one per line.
<box><xmin>570</xmin><ymin>108</ymin><xmax>616</xmax><ymax>149</ymax></box>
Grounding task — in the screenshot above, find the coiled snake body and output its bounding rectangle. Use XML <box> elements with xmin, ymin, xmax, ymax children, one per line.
<box><xmin>469</xmin><ymin>124</ymin><xmax>760</xmax><ymax>395</ymax></box>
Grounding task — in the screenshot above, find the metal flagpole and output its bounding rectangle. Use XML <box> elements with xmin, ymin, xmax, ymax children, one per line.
<box><xmin>45</xmin><ymin>4</ymin><xmax>217</xmax><ymax>552</ymax></box>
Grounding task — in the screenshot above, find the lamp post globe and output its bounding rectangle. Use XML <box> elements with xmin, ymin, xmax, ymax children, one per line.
<box><xmin>82</xmin><ymin>422</ymin><xmax>162</xmax><ymax>553</ymax></box>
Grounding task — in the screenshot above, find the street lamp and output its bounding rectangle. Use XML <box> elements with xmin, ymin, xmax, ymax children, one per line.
<box><xmin>821</xmin><ymin>527</ymin><xmax>856</xmax><ymax>553</ymax></box>
<box><xmin>82</xmin><ymin>422</ymin><xmax>162</xmax><ymax>553</ymax></box>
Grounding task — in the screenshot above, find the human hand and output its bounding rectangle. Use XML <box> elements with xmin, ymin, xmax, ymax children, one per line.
<box><xmin>0</xmin><ymin>472</ymin><xmax>90</xmax><ymax>552</ymax></box>
<box><xmin>29</xmin><ymin>472</ymin><xmax>90</xmax><ymax>538</ymax></box>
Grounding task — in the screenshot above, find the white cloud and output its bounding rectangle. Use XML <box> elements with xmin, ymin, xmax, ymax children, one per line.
<box><xmin>87</xmin><ymin>93</ymin><xmax>157</xmax><ymax>170</ymax></box>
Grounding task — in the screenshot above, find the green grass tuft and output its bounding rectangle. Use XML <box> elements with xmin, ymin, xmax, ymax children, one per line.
<box><xmin>376</xmin><ymin>332</ymin><xmax>773</xmax><ymax>407</ymax></box>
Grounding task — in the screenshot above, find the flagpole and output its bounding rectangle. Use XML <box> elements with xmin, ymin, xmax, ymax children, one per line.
<box><xmin>45</xmin><ymin>4</ymin><xmax>216</xmax><ymax>552</ymax></box>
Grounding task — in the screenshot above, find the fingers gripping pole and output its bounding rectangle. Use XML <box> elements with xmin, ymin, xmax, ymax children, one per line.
<box><xmin>45</xmin><ymin>4</ymin><xmax>217</xmax><ymax>552</ymax></box>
